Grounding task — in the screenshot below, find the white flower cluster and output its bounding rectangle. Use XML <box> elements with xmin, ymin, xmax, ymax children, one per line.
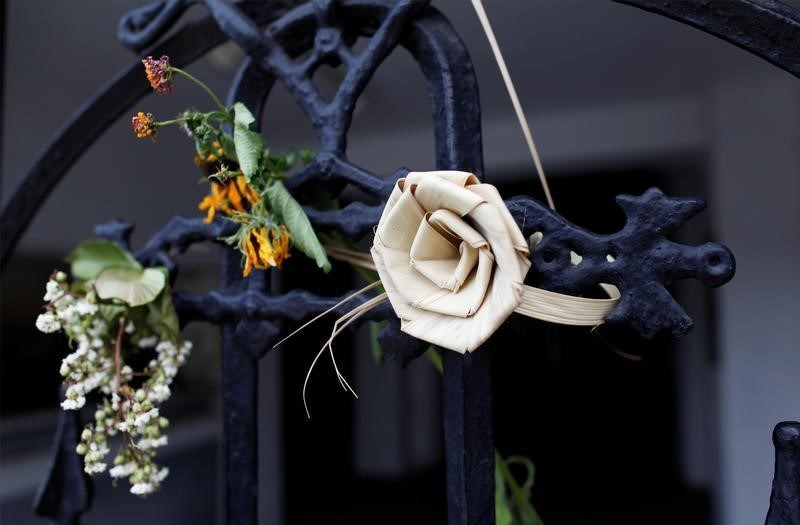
<box><xmin>36</xmin><ymin>270</ymin><xmax>192</xmax><ymax>497</ymax></box>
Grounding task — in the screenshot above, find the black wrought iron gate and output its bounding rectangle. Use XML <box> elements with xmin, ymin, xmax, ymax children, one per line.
<box><xmin>1</xmin><ymin>1</ymin><xmax>799</xmax><ymax>524</ymax></box>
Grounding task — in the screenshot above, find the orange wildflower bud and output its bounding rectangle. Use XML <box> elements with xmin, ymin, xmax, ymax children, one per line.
<box><xmin>142</xmin><ymin>55</ymin><xmax>173</xmax><ymax>94</ymax></box>
<box><xmin>132</xmin><ymin>112</ymin><xmax>156</xmax><ymax>141</ymax></box>
<box><xmin>227</xmin><ymin>180</ymin><xmax>245</xmax><ymax>212</ymax></box>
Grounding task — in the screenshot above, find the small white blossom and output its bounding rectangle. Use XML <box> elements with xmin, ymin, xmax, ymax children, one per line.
<box><xmin>35</xmin><ymin>313</ymin><xmax>61</xmax><ymax>333</ymax></box>
<box><xmin>66</xmin><ymin>384</ymin><xmax>85</xmax><ymax>397</ymax></box>
<box><xmin>131</xmin><ymin>482</ymin><xmax>154</xmax><ymax>496</ymax></box>
<box><xmin>155</xmin><ymin>340</ymin><xmax>176</xmax><ymax>354</ymax></box>
<box><xmin>37</xmin><ymin>271</ymin><xmax>194</xmax><ymax>497</ymax></box>
<box><xmin>61</xmin><ymin>396</ymin><xmax>85</xmax><ymax>410</ymax></box>
<box><xmin>56</xmin><ymin>304</ymin><xmax>78</xmax><ymax>322</ymax></box>
<box><xmin>53</xmin><ymin>292</ymin><xmax>74</xmax><ymax>306</ymax></box>
<box><xmin>148</xmin><ymin>384</ymin><xmax>171</xmax><ymax>403</ymax></box>
<box><xmin>154</xmin><ymin>467</ymin><xmax>169</xmax><ymax>483</ymax></box>
<box><xmin>109</xmin><ymin>462</ymin><xmax>137</xmax><ymax>478</ymax></box>
<box><xmin>84</xmin><ymin>462</ymin><xmax>107</xmax><ymax>474</ymax></box>
<box><xmin>75</xmin><ymin>300</ymin><xmax>98</xmax><ymax>316</ymax></box>
<box><xmin>138</xmin><ymin>436</ymin><xmax>168</xmax><ymax>450</ymax></box>
<box><xmin>133</xmin><ymin>408</ymin><xmax>159</xmax><ymax>429</ymax></box>
<box><xmin>87</xmin><ymin>319</ymin><xmax>107</xmax><ymax>337</ymax></box>
<box><xmin>44</xmin><ymin>280</ymin><xmax>63</xmax><ymax>302</ymax></box>
<box><xmin>137</xmin><ymin>335</ymin><xmax>158</xmax><ymax>348</ymax></box>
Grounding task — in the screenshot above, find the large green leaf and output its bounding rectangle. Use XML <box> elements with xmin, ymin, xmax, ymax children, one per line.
<box><xmin>264</xmin><ymin>181</ymin><xmax>331</xmax><ymax>273</ymax></box>
<box><xmin>232</xmin><ymin>102</ymin><xmax>262</xmax><ymax>181</ymax></box>
<box><xmin>146</xmin><ymin>283</ymin><xmax>181</xmax><ymax>341</ymax></box>
<box><xmin>232</xmin><ymin>101</ymin><xmax>255</xmax><ymax>127</ymax></box>
<box><xmin>66</xmin><ymin>240</ymin><xmax>141</xmax><ymax>280</ymax></box>
<box><xmin>218</xmin><ymin>132</ymin><xmax>238</xmax><ymax>163</ymax></box>
<box><xmin>94</xmin><ymin>267</ymin><xmax>166</xmax><ymax>307</ymax></box>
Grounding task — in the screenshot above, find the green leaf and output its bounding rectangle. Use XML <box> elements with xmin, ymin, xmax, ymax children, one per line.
<box><xmin>95</xmin><ymin>267</ymin><xmax>166</xmax><ymax>307</ymax></box>
<box><xmin>232</xmin><ymin>102</ymin><xmax>262</xmax><ymax>181</ymax></box>
<box><xmin>424</xmin><ymin>347</ymin><xmax>443</xmax><ymax>374</ymax></box>
<box><xmin>369</xmin><ymin>321</ymin><xmax>386</xmax><ymax>366</ymax></box>
<box><xmin>147</xmin><ymin>284</ymin><xmax>181</xmax><ymax>341</ymax></box>
<box><xmin>299</xmin><ymin>148</ymin><xmax>316</xmax><ymax>165</ymax></box>
<box><xmin>66</xmin><ymin>240</ymin><xmax>140</xmax><ymax>280</ymax></box>
<box><xmin>495</xmin><ymin>451</ymin><xmax>544</xmax><ymax>525</ymax></box>
<box><xmin>232</xmin><ymin>102</ymin><xmax>255</xmax><ymax>127</ymax></box>
<box><xmin>495</xmin><ymin>452</ymin><xmax>513</xmax><ymax>525</ymax></box>
<box><xmin>192</xmin><ymin>122</ymin><xmax>217</xmax><ymax>157</ymax></box>
<box><xmin>98</xmin><ymin>304</ymin><xmax>126</xmax><ymax>324</ymax></box>
<box><xmin>263</xmin><ymin>181</ymin><xmax>331</xmax><ymax>272</ymax></box>
<box><xmin>218</xmin><ymin>133</ymin><xmax>238</xmax><ymax>163</ymax></box>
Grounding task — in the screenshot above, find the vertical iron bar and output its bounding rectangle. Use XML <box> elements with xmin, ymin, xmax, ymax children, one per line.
<box><xmin>766</xmin><ymin>422</ymin><xmax>800</xmax><ymax>525</ymax></box>
<box><xmin>33</xmin><ymin>406</ymin><xmax>94</xmax><ymax>525</ymax></box>
<box><xmin>442</xmin><ymin>348</ymin><xmax>495</xmax><ymax>525</ymax></box>
<box><xmin>221</xmin><ymin>248</ymin><xmax>258</xmax><ymax>525</ymax></box>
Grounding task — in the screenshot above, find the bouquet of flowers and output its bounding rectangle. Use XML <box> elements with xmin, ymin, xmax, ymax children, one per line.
<box><xmin>134</xmin><ymin>55</ymin><xmax>329</xmax><ymax>276</ymax></box>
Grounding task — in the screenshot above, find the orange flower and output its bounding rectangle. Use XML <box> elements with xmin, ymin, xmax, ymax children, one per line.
<box><xmin>142</xmin><ymin>55</ymin><xmax>173</xmax><ymax>94</ymax></box>
<box><xmin>194</xmin><ymin>142</ymin><xmax>226</xmax><ymax>170</ymax></box>
<box><xmin>240</xmin><ymin>225</ymin><xmax>291</xmax><ymax>277</ymax></box>
<box><xmin>243</xmin><ymin>234</ymin><xmax>259</xmax><ymax>277</ymax></box>
<box><xmin>197</xmin><ymin>176</ymin><xmax>260</xmax><ymax>224</ymax></box>
<box><xmin>235</xmin><ymin>176</ymin><xmax>261</xmax><ymax>205</ymax></box>
<box><xmin>272</xmin><ymin>226</ymin><xmax>291</xmax><ymax>267</ymax></box>
<box><xmin>132</xmin><ymin>112</ymin><xmax>156</xmax><ymax>141</ymax></box>
<box><xmin>253</xmin><ymin>228</ymin><xmax>277</xmax><ymax>267</ymax></box>
<box><xmin>227</xmin><ymin>179</ymin><xmax>245</xmax><ymax>212</ymax></box>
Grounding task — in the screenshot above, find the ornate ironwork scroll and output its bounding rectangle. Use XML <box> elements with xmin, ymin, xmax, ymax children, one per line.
<box><xmin>1</xmin><ymin>0</ymin><xmax>798</xmax><ymax>524</ymax></box>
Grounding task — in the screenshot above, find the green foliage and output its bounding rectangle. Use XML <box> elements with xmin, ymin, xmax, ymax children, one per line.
<box><xmin>424</xmin><ymin>347</ymin><xmax>444</xmax><ymax>373</ymax></box>
<box><xmin>368</xmin><ymin>321</ymin><xmax>387</xmax><ymax>366</ymax></box>
<box><xmin>218</xmin><ymin>133</ymin><xmax>238</xmax><ymax>163</ymax></box>
<box><xmin>180</xmin><ymin>111</ymin><xmax>217</xmax><ymax>156</ymax></box>
<box><xmin>178</xmin><ymin>100</ymin><xmax>326</xmax><ymax>273</ymax></box>
<box><xmin>94</xmin><ymin>267</ymin><xmax>166</xmax><ymax>307</ymax></box>
<box><xmin>146</xmin><ymin>284</ymin><xmax>181</xmax><ymax>342</ymax></box>
<box><xmin>232</xmin><ymin>102</ymin><xmax>263</xmax><ymax>182</ymax></box>
<box><xmin>495</xmin><ymin>452</ymin><xmax>544</xmax><ymax>525</ymax></box>
<box><xmin>299</xmin><ymin>148</ymin><xmax>316</xmax><ymax>165</ymax></box>
<box><xmin>264</xmin><ymin>181</ymin><xmax>331</xmax><ymax>273</ymax></box>
<box><xmin>98</xmin><ymin>304</ymin><xmax>127</xmax><ymax>324</ymax></box>
<box><xmin>66</xmin><ymin>240</ymin><xmax>140</xmax><ymax>280</ymax></box>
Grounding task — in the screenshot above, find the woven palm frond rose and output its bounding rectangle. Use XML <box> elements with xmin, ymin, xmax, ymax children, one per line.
<box><xmin>371</xmin><ymin>171</ymin><xmax>532</xmax><ymax>353</ymax></box>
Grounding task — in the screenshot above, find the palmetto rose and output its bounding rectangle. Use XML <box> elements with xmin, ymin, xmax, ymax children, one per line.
<box><xmin>371</xmin><ymin>170</ymin><xmax>531</xmax><ymax>353</ymax></box>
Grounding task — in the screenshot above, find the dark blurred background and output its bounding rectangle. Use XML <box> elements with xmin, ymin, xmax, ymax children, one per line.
<box><xmin>2</xmin><ymin>1</ymin><xmax>799</xmax><ymax>524</ymax></box>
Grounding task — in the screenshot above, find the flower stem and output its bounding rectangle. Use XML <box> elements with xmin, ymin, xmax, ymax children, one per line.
<box><xmin>170</xmin><ymin>67</ymin><xmax>228</xmax><ymax>114</ymax></box>
<box><xmin>114</xmin><ymin>316</ymin><xmax>126</xmax><ymax>397</ymax></box>
<box><xmin>155</xmin><ymin>117</ymin><xmax>190</xmax><ymax>127</ymax></box>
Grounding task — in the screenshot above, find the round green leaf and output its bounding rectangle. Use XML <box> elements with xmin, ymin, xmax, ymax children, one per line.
<box><xmin>66</xmin><ymin>240</ymin><xmax>141</xmax><ymax>280</ymax></box>
<box><xmin>95</xmin><ymin>267</ymin><xmax>166</xmax><ymax>307</ymax></box>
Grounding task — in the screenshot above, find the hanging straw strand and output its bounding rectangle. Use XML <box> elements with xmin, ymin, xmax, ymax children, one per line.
<box><xmin>470</xmin><ymin>0</ymin><xmax>556</xmax><ymax>211</ymax></box>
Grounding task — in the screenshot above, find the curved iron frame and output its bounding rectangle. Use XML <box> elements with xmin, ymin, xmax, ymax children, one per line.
<box><xmin>0</xmin><ymin>1</ymin><xmax>796</xmax><ymax>524</ymax></box>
